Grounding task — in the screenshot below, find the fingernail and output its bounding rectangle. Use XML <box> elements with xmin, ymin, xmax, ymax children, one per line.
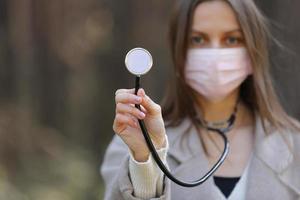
<box><xmin>139</xmin><ymin>89</ymin><xmax>145</xmax><ymax>96</ymax></box>
<box><xmin>139</xmin><ymin>112</ymin><xmax>146</xmax><ymax>118</ymax></box>
<box><xmin>135</xmin><ymin>97</ymin><xmax>142</xmax><ymax>102</ymax></box>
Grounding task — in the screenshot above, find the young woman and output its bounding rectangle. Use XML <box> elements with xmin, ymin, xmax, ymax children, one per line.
<box><xmin>101</xmin><ymin>0</ymin><xmax>300</xmax><ymax>199</ymax></box>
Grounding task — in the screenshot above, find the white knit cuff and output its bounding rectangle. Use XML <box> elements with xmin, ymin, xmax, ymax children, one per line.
<box><xmin>128</xmin><ymin>134</ymin><xmax>169</xmax><ymax>199</ymax></box>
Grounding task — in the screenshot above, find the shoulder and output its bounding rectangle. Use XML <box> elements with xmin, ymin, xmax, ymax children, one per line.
<box><xmin>260</xmin><ymin>113</ymin><xmax>300</xmax><ymax>153</ymax></box>
<box><xmin>280</xmin><ymin>123</ymin><xmax>300</xmax><ymax>195</ymax></box>
<box><xmin>290</xmin><ymin>129</ymin><xmax>300</xmax><ymax>153</ymax></box>
<box><xmin>285</xmin><ymin>116</ymin><xmax>300</xmax><ymax>151</ymax></box>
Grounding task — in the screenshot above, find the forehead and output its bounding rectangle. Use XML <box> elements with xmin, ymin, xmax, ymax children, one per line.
<box><xmin>192</xmin><ymin>1</ymin><xmax>240</xmax><ymax>32</ymax></box>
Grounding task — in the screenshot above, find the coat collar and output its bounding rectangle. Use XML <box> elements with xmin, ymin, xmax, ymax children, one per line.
<box><xmin>252</xmin><ymin>112</ymin><xmax>294</xmax><ymax>174</ymax></box>
<box><xmin>166</xmin><ymin>112</ymin><xmax>294</xmax><ymax>175</ymax></box>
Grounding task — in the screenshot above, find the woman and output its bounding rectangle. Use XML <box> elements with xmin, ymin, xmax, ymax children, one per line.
<box><xmin>101</xmin><ymin>0</ymin><xmax>300</xmax><ymax>199</ymax></box>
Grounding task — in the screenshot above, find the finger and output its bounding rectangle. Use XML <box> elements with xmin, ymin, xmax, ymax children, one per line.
<box><xmin>113</xmin><ymin>113</ymin><xmax>138</xmax><ymax>133</ymax></box>
<box><xmin>128</xmin><ymin>104</ymin><xmax>147</xmax><ymax>114</ymax></box>
<box><xmin>137</xmin><ymin>88</ymin><xmax>161</xmax><ymax>116</ymax></box>
<box><xmin>115</xmin><ymin>88</ymin><xmax>135</xmax><ymax>96</ymax></box>
<box><xmin>115</xmin><ymin>92</ymin><xmax>142</xmax><ymax>105</ymax></box>
<box><xmin>130</xmin><ymin>104</ymin><xmax>147</xmax><ymax>113</ymax></box>
<box><xmin>116</xmin><ymin>103</ymin><xmax>146</xmax><ymax>120</ymax></box>
<box><xmin>140</xmin><ymin>105</ymin><xmax>147</xmax><ymax>114</ymax></box>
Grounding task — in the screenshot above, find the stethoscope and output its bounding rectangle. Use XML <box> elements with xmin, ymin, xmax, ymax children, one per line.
<box><xmin>124</xmin><ymin>47</ymin><xmax>233</xmax><ymax>187</ymax></box>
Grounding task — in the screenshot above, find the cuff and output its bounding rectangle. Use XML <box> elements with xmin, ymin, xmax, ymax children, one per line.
<box><xmin>128</xmin><ymin>134</ymin><xmax>169</xmax><ymax>199</ymax></box>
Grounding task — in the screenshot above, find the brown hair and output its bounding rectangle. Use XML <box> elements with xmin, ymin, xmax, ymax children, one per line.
<box><xmin>161</xmin><ymin>0</ymin><xmax>300</xmax><ymax>134</ymax></box>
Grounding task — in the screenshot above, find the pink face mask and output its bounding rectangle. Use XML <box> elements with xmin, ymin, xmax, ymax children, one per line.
<box><xmin>184</xmin><ymin>47</ymin><xmax>253</xmax><ymax>102</ymax></box>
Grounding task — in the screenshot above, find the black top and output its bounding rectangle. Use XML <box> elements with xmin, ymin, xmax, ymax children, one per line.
<box><xmin>213</xmin><ymin>176</ymin><xmax>241</xmax><ymax>198</ymax></box>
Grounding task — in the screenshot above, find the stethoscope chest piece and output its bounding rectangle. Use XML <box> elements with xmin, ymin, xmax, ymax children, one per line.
<box><xmin>125</xmin><ymin>47</ymin><xmax>153</xmax><ymax>76</ymax></box>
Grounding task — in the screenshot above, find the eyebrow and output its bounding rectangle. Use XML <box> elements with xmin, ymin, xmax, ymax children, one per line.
<box><xmin>191</xmin><ymin>29</ymin><xmax>242</xmax><ymax>35</ymax></box>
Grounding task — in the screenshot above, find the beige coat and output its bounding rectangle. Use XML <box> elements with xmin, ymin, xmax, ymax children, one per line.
<box><xmin>101</xmin><ymin>113</ymin><xmax>300</xmax><ymax>200</ymax></box>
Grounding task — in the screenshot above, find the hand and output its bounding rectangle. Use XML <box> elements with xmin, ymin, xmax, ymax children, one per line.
<box><xmin>113</xmin><ymin>88</ymin><xmax>166</xmax><ymax>162</ymax></box>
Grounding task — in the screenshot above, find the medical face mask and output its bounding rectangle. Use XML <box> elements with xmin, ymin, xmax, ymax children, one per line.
<box><xmin>184</xmin><ymin>47</ymin><xmax>253</xmax><ymax>102</ymax></box>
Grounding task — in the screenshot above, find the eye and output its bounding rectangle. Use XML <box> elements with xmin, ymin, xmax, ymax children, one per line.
<box><xmin>225</xmin><ymin>36</ymin><xmax>243</xmax><ymax>46</ymax></box>
<box><xmin>190</xmin><ymin>36</ymin><xmax>205</xmax><ymax>45</ymax></box>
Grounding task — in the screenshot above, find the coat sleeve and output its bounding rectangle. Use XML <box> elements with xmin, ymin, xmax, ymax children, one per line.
<box><xmin>100</xmin><ymin>134</ymin><xmax>171</xmax><ymax>200</ymax></box>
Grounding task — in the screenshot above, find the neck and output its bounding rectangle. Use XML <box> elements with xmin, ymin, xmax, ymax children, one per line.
<box><xmin>196</xmin><ymin>89</ymin><xmax>240</xmax><ymax>122</ymax></box>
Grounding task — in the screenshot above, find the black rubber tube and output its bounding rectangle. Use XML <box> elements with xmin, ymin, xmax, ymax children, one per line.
<box><xmin>134</xmin><ymin>76</ymin><xmax>230</xmax><ymax>187</ymax></box>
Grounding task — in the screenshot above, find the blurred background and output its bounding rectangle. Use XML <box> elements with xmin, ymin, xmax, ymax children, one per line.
<box><xmin>0</xmin><ymin>0</ymin><xmax>299</xmax><ymax>199</ymax></box>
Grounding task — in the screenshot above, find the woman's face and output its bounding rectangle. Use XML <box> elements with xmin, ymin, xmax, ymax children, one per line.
<box><xmin>189</xmin><ymin>1</ymin><xmax>245</xmax><ymax>49</ymax></box>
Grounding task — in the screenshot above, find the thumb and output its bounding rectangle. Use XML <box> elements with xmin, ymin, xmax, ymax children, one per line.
<box><xmin>137</xmin><ymin>88</ymin><xmax>161</xmax><ymax>116</ymax></box>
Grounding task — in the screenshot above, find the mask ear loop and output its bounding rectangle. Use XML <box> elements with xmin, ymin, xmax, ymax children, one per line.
<box><xmin>134</xmin><ymin>76</ymin><xmax>230</xmax><ymax>187</ymax></box>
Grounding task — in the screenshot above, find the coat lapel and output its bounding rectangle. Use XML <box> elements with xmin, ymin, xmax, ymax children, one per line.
<box><xmin>246</xmin><ymin>112</ymin><xmax>299</xmax><ymax>199</ymax></box>
<box><xmin>166</xmin><ymin>118</ymin><xmax>226</xmax><ymax>200</ymax></box>
<box><xmin>253</xmin><ymin>112</ymin><xmax>294</xmax><ymax>174</ymax></box>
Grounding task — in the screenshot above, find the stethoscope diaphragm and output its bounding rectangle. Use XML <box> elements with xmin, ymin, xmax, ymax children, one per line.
<box><xmin>125</xmin><ymin>47</ymin><xmax>153</xmax><ymax>76</ymax></box>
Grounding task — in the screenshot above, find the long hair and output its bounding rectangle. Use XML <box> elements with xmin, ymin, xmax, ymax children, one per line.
<box><xmin>161</xmin><ymin>0</ymin><xmax>300</xmax><ymax>135</ymax></box>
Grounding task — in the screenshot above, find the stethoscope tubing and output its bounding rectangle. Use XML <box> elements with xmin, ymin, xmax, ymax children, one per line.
<box><xmin>134</xmin><ymin>76</ymin><xmax>230</xmax><ymax>187</ymax></box>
